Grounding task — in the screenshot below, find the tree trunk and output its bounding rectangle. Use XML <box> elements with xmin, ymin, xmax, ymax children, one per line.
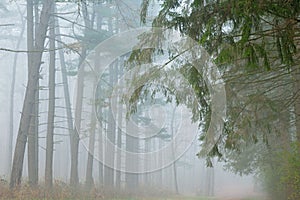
<box><xmin>70</xmin><ymin>1</ymin><xmax>93</xmax><ymax>187</ymax></box>
<box><xmin>98</xmin><ymin>105</ymin><xmax>104</xmax><ymax>185</ymax></box>
<box><xmin>172</xmin><ymin>150</ymin><xmax>179</xmax><ymax>193</ymax></box>
<box><xmin>104</xmin><ymin>64</ymin><xmax>116</xmax><ymax>188</ymax></box>
<box><xmin>8</xmin><ymin>5</ymin><xmax>26</xmax><ymax>178</ymax></box>
<box><xmin>85</xmin><ymin>2</ymin><xmax>102</xmax><ymax>189</ymax></box>
<box><xmin>116</xmin><ymin>64</ymin><xmax>123</xmax><ymax>189</ymax></box>
<box><xmin>45</xmin><ymin>5</ymin><xmax>56</xmax><ymax>188</ymax></box>
<box><xmin>70</xmin><ymin>64</ymin><xmax>84</xmax><ymax>187</ymax></box>
<box><xmin>158</xmin><ymin>139</ymin><xmax>163</xmax><ymax>188</ymax></box>
<box><xmin>70</xmin><ymin>47</ymin><xmax>87</xmax><ymax>187</ymax></box>
<box><xmin>85</xmin><ymin>83</ymin><xmax>97</xmax><ymax>189</ymax></box>
<box><xmin>27</xmin><ymin>0</ymin><xmax>39</xmax><ymax>187</ymax></box>
<box><xmin>171</xmin><ymin>107</ymin><xmax>179</xmax><ymax>194</ymax></box>
<box><xmin>205</xmin><ymin>166</ymin><xmax>214</xmax><ymax>196</ymax></box>
<box><xmin>10</xmin><ymin>0</ymin><xmax>53</xmax><ymax>189</ymax></box>
<box><xmin>125</xmin><ymin>122</ymin><xmax>139</xmax><ymax>190</ymax></box>
<box><xmin>144</xmin><ymin>138</ymin><xmax>151</xmax><ymax>186</ymax></box>
<box><xmin>95</xmin><ymin>4</ymin><xmax>104</xmax><ymax>187</ymax></box>
<box><xmin>55</xmin><ymin>7</ymin><xmax>73</xmax><ymax>182</ymax></box>
<box><xmin>27</xmin><ymin>80</ymin><xmax>39</xmax><ymax>187</ymax></box>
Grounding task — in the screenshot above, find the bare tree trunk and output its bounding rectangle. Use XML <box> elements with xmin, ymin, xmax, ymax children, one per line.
<box><xmin>158</xmin><ymin>139</ymin><xmax>163</xmax><ymax>188</ymax></box>
<box><xmin>26</xmin><ymin>0</ymin><xmax>37</xmax><ymax>187</ymax></box>
<box><xmin>55</xmin><ymin>8</ymin><xmax>73</xmax><ymax>142</ymax></box>
<box><xmin>205</xmin><ymin>165</ymin><xmax>214</xmax><ymax>196</ymax></box>
<box><xmin>85</xmin><ymin>83</ymin><xmax>97</xmax><ymax>189</ymax></box>
<box><xmin>70</xmin><ymin>63</ymin><xmax>84</xmax><ymax>187</ymax></box>
<box><xmin>70</xmin><ymin>46</ymin><xmax>87</xmax><ymax>187</ymax></box>
<box><xmin>85</xmin><ymin>2</ymin><xmax>102</xmax><ymax>189</ymax></box>
<box><xmin>211</xmin><ymin>167</ymin><xmax>215</xmax><ymax>196</ymax></box>
<box><xmin>85</xmin><ymin>118</ymin><xmax>96</xmax><ymax>189</ymax></box>
<box><xmin>27</xmin><ymin>81</ymin><xmax>39</xmax><ymax>187</ymax></box>
<box><xmin>125</xmin><ymin>123</ymin><xmax>139</xmax><ymax>190</ymax></box>
<box><xmin>144</xmin><ymin>138</ymin><xmax>150</xmax><ymax>186</ymax></box>
<box><xmin>45</xmin><ymin>4</ymin><xmax>56</xmax><ymax>188</ymax></box>
<box><xmin>171</xmin><ymin>107</ymin><xmax>179</xmax><ymax>194</ymax></box>
<box><xmin>27</xmin><ymin>1</ymin><xmax>39</xmax><ymax>187</ymax></box>
<box><xmin>116</xmin><ymin>64</ymin><xmax>123</xmax><ymax>189</ymax></box>
<box><xmin>28</xmin><ymin>0</ymin><xmax>41</xmax><ymax>187</ymax></box>
<box><xmin>70</xmin><ymin>1</ymin><xmax>93</xmax><ymax>187</ymax></box>
<box><xmin>10</xmin><ymin>0</ymin><xmax>53</xmax><ymax>189</ymax></box>
<box><xmin>8</xmin><ymin>5</ymin><xmax>26</xmax><ymax>178</ymax></box>
<box><xmin>95</xmin><ymin>4</ymin><xmax>104</xmax><ymax>187</ymax></box>
<box><xmin>104</xmin><ymin>64</ymin><xmax>116</xmax><ymax>188</ymax></box>
<box><xmin>98</xmin><ymin>105</ymin><xmax>104</xmax><ymax>185</ymax></box>
<box><xmin>55</xmin><ymin>7</ymin><xmax>73</xmax><ymax>182</ymax></box>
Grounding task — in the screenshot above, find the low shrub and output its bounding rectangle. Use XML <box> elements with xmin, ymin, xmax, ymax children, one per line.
<box><xmin>261</xmin><ymin>142</ymin><xmax>300</xmax><ymax>200</ymax></box>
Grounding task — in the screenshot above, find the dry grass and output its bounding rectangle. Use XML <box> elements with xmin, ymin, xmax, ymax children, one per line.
<box><xmin>0</xmin><ymin>180</ymin><xmax>103</xmax><ymax>200</ymax></box>
<box><xmin>3</xmin><ymin>180</ymin><xmax>267</xmax><ymax>200</ymax></box>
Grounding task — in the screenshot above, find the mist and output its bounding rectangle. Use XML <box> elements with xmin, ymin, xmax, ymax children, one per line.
<box><xmin>0</xmin><ymin>0</ymin><xmax>285</xmax><ymax>200</ymax></box>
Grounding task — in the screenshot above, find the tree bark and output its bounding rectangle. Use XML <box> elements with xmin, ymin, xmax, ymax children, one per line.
<box><xmin>27</xmin><ymin>1</ymin><xmax>39</xmax><ymax>187</ymax></box>
<box><xmin>27</xmin><ymin>80</ymin><xmax>39</xmax><ymax>187</ymax></box>
<box><xmin>26</xmin><ymin>0</ymin><xmax>35</xmax><ymax>185</ymax></box>
<box><xmin>45</xmin><ymin>4</ymin><xmax>56</xmax><ymax>188</ymax></box>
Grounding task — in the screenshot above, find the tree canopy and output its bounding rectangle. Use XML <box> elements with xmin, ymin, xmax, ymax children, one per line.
<box><xmin>139</xmin><ymin>1</ymin><xmax>300</xmax><ymax>199</ymax></box>
<box><xmin>140</xmin><ymin>0</ymin><xmax>300</xmax><ymax>155</ymax></box>
<box><xmin>142</xmin><ymin>0</ymin><xmax>300</xmax><ymax>68</ymax></box>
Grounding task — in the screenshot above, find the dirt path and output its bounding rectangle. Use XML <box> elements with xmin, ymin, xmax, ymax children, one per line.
<box><xmin>214</xmin><ymin>185</ymin><xmax>267</xmax><ymax>200</ymax></box>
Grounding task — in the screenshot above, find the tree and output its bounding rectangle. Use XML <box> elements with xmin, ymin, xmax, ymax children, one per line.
<box><xmin>141</xmin><ymin>0</ymin><xmax>300</xmax><ymax>141</ymax></box>
<box><xmin>10</xmin><ymin>0</ymin><xmax>54</xmax><ymax>189</ymax></box>
<box><xmin>125</xmin><ymin>124</ymin><xmax>139</xmax><ymax>190</ymax></box>
<box><xmin>140</xmin><ymin>0</ymin><xmax>300</xmax><ymax>199</ymax></box>
<box><xmin>55</xmin><ymin>3</ymin><xmax>74</xmax><ymax>183</ymax></box>
<box><xmin>45</xmin><ymin>2</ymin><xmax>56</xmax><ymax>188</ymax></box>
<box><xmin>170</xmin><ymin>107</ymin><xmax>179</xmax><ymax>194</ymax></box>
<box><xmin>27</xmin><ymin>0</ymin><xmax>39</xmax><ymax>187</ymax></box>
<box><xmin>70</xmin><ymin>61</ymin><xmax>83</xmax><ymax>188</ymax></box>
<box><xmin>70</xmin><ymin>0</ymin><xmax>92</xmax><ymax>188</ymax></box>
<box><xmin>115</xmin><ymin>63</ymin><xmax>123</xmax><ymax>190</ymax></box>
<box><xmin>104</xmin><ymin>63</ymin><xmax>117</xmax><ymax>188</ymax></box>
<box><xmin>8</xmin><ymin>3</ymin><xmax>26</xmax><ymax>178</ymax></box>
<box><xmin>85</xmin><ymin>80</ymin><xmax>97</xmax><ymax>189</ymax></box>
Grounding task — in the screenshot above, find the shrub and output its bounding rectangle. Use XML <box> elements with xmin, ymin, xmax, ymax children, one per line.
<box><xmin>261</xmin><ymin>142</ymin><xmax>300</xmax><ymax>200</ymax></box>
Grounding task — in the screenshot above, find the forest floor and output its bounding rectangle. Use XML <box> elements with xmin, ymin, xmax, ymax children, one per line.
<box><xmin>0</xmin><ymin>181</ymin><xmax>267</xmax><ymax>200</ymax></box>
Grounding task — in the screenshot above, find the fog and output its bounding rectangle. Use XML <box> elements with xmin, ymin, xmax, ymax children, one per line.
<box><xmin>0</xmin><ymin>0</ymin><xmax>264</xmax><ymax>199</ymax></box>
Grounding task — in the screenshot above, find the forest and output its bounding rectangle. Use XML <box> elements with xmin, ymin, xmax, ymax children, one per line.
<box><xmin>0</xmin><ymin>0</ymin><xmax>299</xmax><ymax>200</ymax></box>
